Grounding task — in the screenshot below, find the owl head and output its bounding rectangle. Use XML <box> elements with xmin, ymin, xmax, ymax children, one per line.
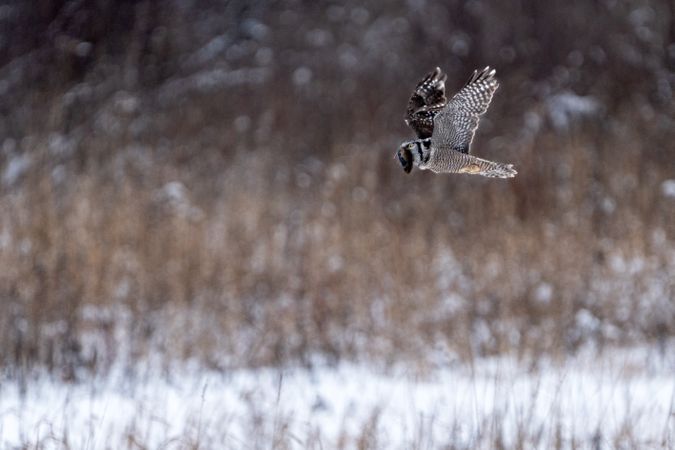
<box><xmin>395</xmin><ymin>143</ymin><xmax>414</xmax><ymax>174</ymax></box>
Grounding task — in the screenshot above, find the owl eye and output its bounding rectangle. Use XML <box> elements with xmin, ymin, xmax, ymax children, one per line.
<box><xmin>407</xmin><ymin>143</ymin><xmax>415</xmax><ymax>150</ymax></box>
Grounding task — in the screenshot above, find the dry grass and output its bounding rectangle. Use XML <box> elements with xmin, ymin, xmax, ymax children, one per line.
<box><xmin>0</xmin><ymin>4</ymin><xmax>674</xmax><ymax>440</ymax></box>
<box><xmin>1</xmin><ymin>109</ymin><xmax>673</xmax><ymax>376</ymax></box>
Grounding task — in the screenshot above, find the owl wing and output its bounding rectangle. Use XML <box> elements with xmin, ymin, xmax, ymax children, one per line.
<box><xmin>404</xmin><ymin>67</ymin><xmax>448</xmax><ymax>139</ymax></box>
<box><xmin>432</xmin><ymin>66</ymin><xmax>499</xmax><ymax>154</ymax></box>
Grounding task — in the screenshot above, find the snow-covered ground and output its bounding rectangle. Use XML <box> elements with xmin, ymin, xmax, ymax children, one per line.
<box><xmin>1</xmin><ymin>346</ymin><xmax>673</xmax><ymax>449</ymax></box>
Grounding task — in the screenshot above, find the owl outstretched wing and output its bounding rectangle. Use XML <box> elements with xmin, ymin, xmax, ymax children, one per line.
<box><xmin>432</xmin><ymin>66</ymin><xmax>499</xmax><ymax>154</ymax></box>
<box><xmin>404</xmin><ymin>67</ymin><xmax>448</xmax><ymax>139</ymax></box>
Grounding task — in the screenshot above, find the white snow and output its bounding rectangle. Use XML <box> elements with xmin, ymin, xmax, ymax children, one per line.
<box><xmin>661</xmin><ymin>179</ymin><xmax>675</xmax><ymax>198</ymax></box>
<box><xmin>1</xmin><ymin>346</ymin><xmax>672</xmax><ymax>449</ymax></box>
<box><xmin>153</xmin><ymin>181</ymin><xmax>204</xmax><ymax>220</ymax></box>
<box><xmin>158</xmin><ymin>68</ymin><xmax>271</xmax><ymax>103</ymax></box>
<box><xmin>292</xmin><ymin>66</ymin><xmax>313</xmax><ymax>86</ymax></box>
<box><xmin>546</xmin><ymin>92</ymin><xmax>601</xmax><ymax>130</ymax></box>
<box><xmin>534</xmin><ymin>282</ymin><xmax>553</xmax><ymax>304</ymax></box>
<box><xmin>2</xmin><ymin>153</ymin><xmax>30</xmax><ymax>186</ymax></box>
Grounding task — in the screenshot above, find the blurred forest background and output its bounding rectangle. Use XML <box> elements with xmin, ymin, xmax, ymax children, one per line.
<box><xmin>0</xmin><ymin>0</ymin><xmax>674</xmax><ymax>379</ymax></box>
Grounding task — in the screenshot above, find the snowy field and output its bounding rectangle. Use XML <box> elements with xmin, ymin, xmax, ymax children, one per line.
<box><xmin>2</xmin><ymin>345</ymin><xmax>673</xmax><ymax>449</ymax></box>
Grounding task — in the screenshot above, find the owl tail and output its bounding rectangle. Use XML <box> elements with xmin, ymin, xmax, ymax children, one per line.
<box><xmin>481</xmin><ymin>162</ymin><xmax>517</xmax><ymax>178</ymax></box>
<box><xmin>459</xmin><ymin>156</ymin><xmax>517</xmax><ymax>178</ymax></box>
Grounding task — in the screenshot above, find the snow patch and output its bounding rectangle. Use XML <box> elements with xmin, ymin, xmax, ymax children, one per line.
<box><xmin>661</xmin><ymin>179</ymin><xmax>675</xmax><ymax>198</ymax></box>
<box><xmin>2</xmin><ymin>153</ymin><xmax>30</xmax><ymax>186</ymax></box>
<box><xmin>0</xmin><ymin>347</ymin><xmax>672</xmax><ymax>448</ymax></box>
<box><xmin>292</xmin><ymin>67</ymin><xmax>313</xmax><ymax>86</ymax></box>
<box><xmin>546</xmin><ymin>92</ymin><xmax>601</xmax><ymax>130</ymax></box>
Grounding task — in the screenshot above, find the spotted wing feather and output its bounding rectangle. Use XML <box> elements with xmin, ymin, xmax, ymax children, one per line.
<box><xmin>432</xmin><ymin>66</ymin><xmax>499</xmax><ymax>154</ymax></box>
<box><xmin>404</xmin><ymin>67</ymin><xmax>448</xmax><ymax>139</ymax></box>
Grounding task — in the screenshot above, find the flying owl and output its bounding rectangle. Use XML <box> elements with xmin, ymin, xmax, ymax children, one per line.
<box><xmin>396</xmin><ymin>66</ymin><xmax>516</xmax><ymax>178</ymax></box>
